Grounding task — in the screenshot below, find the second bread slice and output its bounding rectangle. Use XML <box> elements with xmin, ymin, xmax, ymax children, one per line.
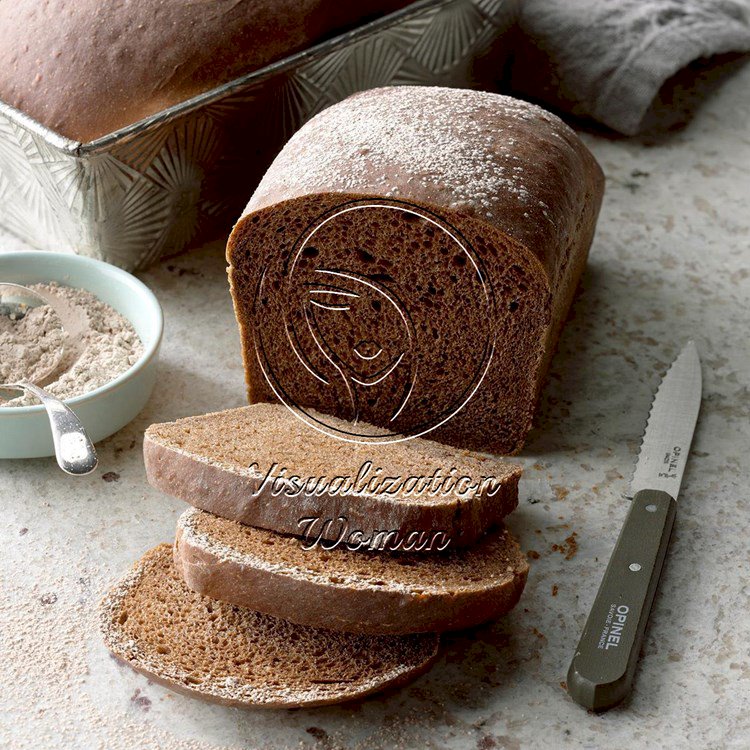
<box><xmin>175</xmin><ymin>507</ymin><xmax>529</xmax><ymax>635</ymax></box>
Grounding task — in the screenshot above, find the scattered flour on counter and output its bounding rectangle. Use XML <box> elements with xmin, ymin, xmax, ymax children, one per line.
<box><xmin>1</xmin><ymin>555</ymin><xmax>222</xmax><ymax>750</ymax></box>
<box><xmin>0</xmin><ymin>282</ymin><xmax>143</xmax><ymax>407</ymax></box>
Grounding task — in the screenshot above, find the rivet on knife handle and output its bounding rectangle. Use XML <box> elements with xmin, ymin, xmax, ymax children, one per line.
<box><xmin>567</xmin><ymin>489</ymin><xmax>676</xmax><ymax>711</ymax></box>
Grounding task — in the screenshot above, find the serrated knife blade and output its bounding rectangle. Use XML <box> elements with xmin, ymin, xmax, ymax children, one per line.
<box><xmin>567</xmin><ymin>342</ymin><xmax>703</xmax><ymax>712</ymax></box>
<box><xmin>629</xmin><ymin>341</ymin><xmax>702</xmax><ymax>499</ymax></box>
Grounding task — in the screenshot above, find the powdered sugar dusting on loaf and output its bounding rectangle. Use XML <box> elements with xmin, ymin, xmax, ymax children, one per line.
<box><xmin>246</xmin><ymin>86</ymin><xmax>578</xmax><ymax>230</ymax></box>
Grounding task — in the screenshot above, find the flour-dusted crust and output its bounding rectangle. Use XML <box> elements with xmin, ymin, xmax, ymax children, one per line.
<box><xmin>228</xmin><ymin>87</ymin><xmax>605</xmax><ymax>454</ymax></box>
<box><xmin>144</xmin><ymin>403</ymin><xmax>521</xmax><ymax>548</ymax></box>
<box><xmin>0</xmin><ymin>0</ymin><xmax>412</xmax><ymax>141</ymax></box>
<box><xmin>100</xmin><ymin>545</ymin><xmax>439</xmax><ymax>709</ymax></box>
<box><xmin>174</xmin><ymin>508</ymin><xmax>529</xmax><ymax>635</ymax></box>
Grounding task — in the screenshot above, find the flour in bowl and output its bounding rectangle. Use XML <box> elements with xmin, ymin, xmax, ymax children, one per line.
<box><xmin>0</xmin><ymin>282</ymin><xmax>143</xmax><ymax>407</ymax></box>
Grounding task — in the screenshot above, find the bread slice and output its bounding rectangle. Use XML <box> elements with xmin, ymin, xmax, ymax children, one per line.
<box><xmin>144</xmin><ymin>403</ymin><xmax>522</xmax><ymax>548</ymax></box>
<box><xmin>101</xmin><ymin>545</ymin><xmax>439</xmax><ymax>709</ymax></box>
<box><xmin>174</xmin><ymin>507</ymin><xmax>529</xmax><ymax>635</ymax></box>
<box><xmin>227</xmin><ymin>87</ymin><xmax>604</xmax><ymax>454</ymax></box>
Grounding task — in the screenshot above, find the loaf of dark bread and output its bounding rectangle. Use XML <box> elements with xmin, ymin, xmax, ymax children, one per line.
<box><xmin>0</xmin><ymin>0</ymin><xmax>411</xmax><ymax>141</ymax></box>
<box><xmin>101</xmin><ymin>544</ymin><xmax>438</xmax><ymax>708</ymax></box>
<box><xmin>175</xmin><ymin>507</ymin><xmax>529</xmax><ymax>635</ymax></box>
<box><xmin>227</xmin><ymin>86</ymin><xmax>605</xmax><ymax>455</ymax></box>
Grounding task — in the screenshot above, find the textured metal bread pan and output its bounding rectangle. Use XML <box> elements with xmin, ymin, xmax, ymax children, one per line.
<box><xmin>0</xmin><ymin>0</ymin><xmax>517</xmax><ymax>270</ymax></box>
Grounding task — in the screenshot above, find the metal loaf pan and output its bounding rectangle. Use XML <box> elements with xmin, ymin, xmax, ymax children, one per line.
<box><xmin>0</xmin><ymin>0</ymin><xmax>517</xmax><ymax>270</ymax></box>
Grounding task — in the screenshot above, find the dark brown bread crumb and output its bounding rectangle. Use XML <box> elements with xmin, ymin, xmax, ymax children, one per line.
<box><xmin>174</xmin><ymin>507</ymin><xmax>529</xmax><ymax>634</ymax></box>
<box><xmin>100</xmin><ymin>545</ymin><xmax>439</xmax><ymax>708</ymax></box>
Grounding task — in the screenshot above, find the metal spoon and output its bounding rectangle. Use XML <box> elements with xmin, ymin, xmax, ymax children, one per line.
<box><xmin>0</xmin><ymin>283</ymin><xmax>98</xmax><ymax>475</ymax></box>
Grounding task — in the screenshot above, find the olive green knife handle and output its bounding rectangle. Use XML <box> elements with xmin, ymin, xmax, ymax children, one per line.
<box><xmin>567</xmin><ymin>489</ymin><xmax>677</xmax><ymax>712</ymax></box>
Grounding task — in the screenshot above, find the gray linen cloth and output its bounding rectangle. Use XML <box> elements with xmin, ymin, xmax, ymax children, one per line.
<box><xmin>511</xmin><ymin>0</ymin><xmax>750</xmax><ymax>134</ymax></box>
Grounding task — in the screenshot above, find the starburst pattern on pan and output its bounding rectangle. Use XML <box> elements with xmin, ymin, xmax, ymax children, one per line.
<box><xmin>324</xmin><ymin>38</ymin><xmax>406</xmax><ymax>105</ymax></box>
<box><xmin>297</xmin><ymin>47</ymin><xmax>353</xmax><ymax>98</ymax></box>
<box><xmin>392</xmin><ymin>57</ymin><xmax>456</xmax><ymax>87</ymax></box>
<box><xmin>0</xmin><ymin>113</ymin><xmax>35</xmax><ymax>185</ymax></box>
<box><xmin>202</xmin><ymin>77</ymin><xmax>270</xmax><ymax>122</ymax></box>
<box><xmin>108</xmin><ymin>125</ymin><xmax>171</xmax><ymax>174</ymax></box>
<box><xmin>0</xmin><ymin>118</ymin><xmax>72</xmax><ymax>247</ymax></box>
<box><xmin>96</xmin><ymin>177</ymin><xmax>172</xmax><ymax>268</ymax></box>
<box><xmin>381</xmin><ymin>5</ymin><xmax>442</xmax><ymax>55</ymax></box>
<box><xmin>269</xmin><ymin>72</ymin><xmax>325</xmax><ymax>139</ymax></box>
<box><xmin>141</xmin><ymin>115</ymin><xmax>224</xmax><ymax>263</ymax></box>
<box><xmin>474</xmin><ymin>0</ymin><xmax>516</xmax><ymax>24</ymax></box>
<box><xmin>410</xmin><ymin>0</ymin><xmax>487</xmax><ymax>73</ymax></box>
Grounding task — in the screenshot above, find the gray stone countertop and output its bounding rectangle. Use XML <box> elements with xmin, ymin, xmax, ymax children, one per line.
<box><xmin>1</xmin><ymin>61</ymin><xmax>749</xmax><ymax>750</ymax></box>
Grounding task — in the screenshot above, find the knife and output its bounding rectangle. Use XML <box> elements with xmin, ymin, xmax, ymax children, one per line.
<box><xmin>567</xmin><ymin>341</ymin><xmax>702</xmax><ymax>712</ymax></box>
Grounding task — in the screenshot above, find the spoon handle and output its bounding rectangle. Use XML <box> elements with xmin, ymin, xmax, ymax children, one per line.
<box><xmin>16</xmin><ymin>382</ymin><xmax>98</xmax><ymax>475</ymax></box>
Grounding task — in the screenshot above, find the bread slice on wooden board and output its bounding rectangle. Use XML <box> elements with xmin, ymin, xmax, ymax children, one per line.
<box><xmin>101</xmin><ymin>544</ymin><xmax>439</xmax><ymax>709</ymax></box>
<box><xmin>174</xmin><ymin>507</ymin><xmax>529</xmax><ymax>635</ymax></box>
<box><xmin>227</xmin><ymin>86</ymin><xmax>605</xmax><ymax>455</ymax></box>
<box><xmin>144</xmin><ymin>403</ymin><xmax>522</xmax><ymax>549</ymax></box>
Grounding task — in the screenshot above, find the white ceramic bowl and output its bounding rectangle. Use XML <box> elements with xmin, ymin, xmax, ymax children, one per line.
<box><xmin>0</xmin><ymin>251</ymin><xmax>163</xmax><ymax>459</ymax></box>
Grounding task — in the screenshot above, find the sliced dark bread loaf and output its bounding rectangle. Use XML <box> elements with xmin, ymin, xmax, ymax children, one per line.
<box><xmin>101</xmin><ymin>544</ymin><xmax>439</xmax><ymax>708</ymax></box>
<box><xmin>227</xmin><ymin>86</ymin><xmax>605</xmax><ymax>454</ymax></box>
<box><xmin>174</xmin><ymin>507</ymin><xmax>529</xmax><ymax>635</ymax></box>
<box><xmin>144</xmin><ymin>403</ymin><xmax>522</xmax><ymax>548</ymax></box>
